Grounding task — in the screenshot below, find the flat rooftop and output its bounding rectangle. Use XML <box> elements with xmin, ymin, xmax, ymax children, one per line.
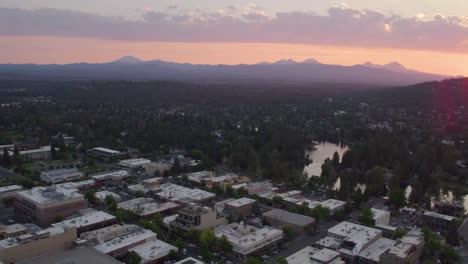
<box><xmin>90</xmin><ymin>147</ymin><xmax>122</xmax><ymax>154</ymax></box>
<box><xmin>17</xmin><ymin>247</ymin><xmax>122</xmax><ymax>264</ymax></box>
<box><xmin>52</xmin><ymin>210</ymin><xmax>116</xmax><ymax>229</ymax></box>
<box><xmin>119</xmin><ymin>158</ymin><xmax>151</xmax><ymax>167</ymax></box>
<box><xmin>117</xmin><ymin>198</ymin><xmax>179</xmax><ymax>216</ymax></box>
<box><xmin>358</xmin><ymin>237</ymin><xmax>396</xmax><ymax>261</ymax></box>
<box><xmin>174</xmin><ymin>257</ymin><xmax>205</xmax><ymax>264</ymax></box>
<box><xmin>58</xmin><ymin>179</ymin><xmax>95</xmax><ymax>190</ymax></box>
<box><xmin>328</xmin><ymin>222</ymin><xmax>381</xmax><ymax>242</ymax></box>
<box><xmin>95</xmin><ymin>191</ymin><xmax>121</xmax><ymax>201</ymax></box>
<box><xmin>214</xmin><ymin>223</ymin><xmax>283</xmax><ymax>251</ymax></box>
<box><xmin>17</xmin><ymin>186</ymin><xmax>83</xmax><ymax>204</ymax></box>
<box><xmin>0</xmin><ymin>185</ymin><xmax>22</xmax><ymax>194</ymax></box>
<box><xmin>20</xmin><ymin>146</ymin><xmax>50</xmax><ymax>154</ymax></box>
<box><xmin>424</xmin><ymin>211</ymin><xmax>456</xmax><ymax>221</ymax></box>
<box><xmin>226</xmin><ymin>197</ymin><xmax>256</xmax><ymax>207</ymax></box>
<box><xmin>131</xmin><ymin>239</ymin><xmax>178</xmax><ymax>262</ymax></box>
<box><xmin>156</xmin><ymin>183</ymin><xmax>216</xmax><ymax>202</ymax></box>
<box><xmin>88</xmin><ymin>226</ymin><xmax>156</xmax><ymax>254</ymax></box>
<box><xmin>287</xmin><ymin>246</ymin><xmax>344</xmax><ymax>264</ymax></box>
<box><xmin>263</xmin><ymin>209</ymin><xmax>315</xmax><ymax>226</ymax></box>
<box><xmin>320</xmin><ymin>199</ymin><xmax>346</xmax><ymax>210</ymax></box>
<box><xmin>91</xmin><ymin>170</ymin><xmax>131</xmax><ymax>180</ymax></box>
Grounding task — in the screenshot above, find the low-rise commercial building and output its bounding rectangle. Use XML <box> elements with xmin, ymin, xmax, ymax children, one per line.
<box><xmin>225</xmin><ymin>197</ymin><xmax>256</xmax><ymax>220</ymax></box>
<box><xmin>17</xmin><ymin>246</ymin><xmax>122</xmax><ymax>264</ymax></box>
<box><xmin>316</xmin><ymin>222</ymin><xmax>382</xmax><ymax>262</ymax></box>
<box><xmin>14</xmin><ymin>186</ymin><xmax>88</xmax><ymax>227</ymax></box>
<box><xmin>263</xmin><ymin>209</ymin><xmax>316</xmax><ymax>233</ymax></box>
<box><xmin>422</xmin><ymin>211</ymin><xmax>456</xmax><ymax>232</ymax></box>
<box><xmin>0</xmin><ymin>226</ymin><xmax>77</xmax><ymax>263</ymax></box>
<box><xmin>142</xmin><ymin>162</ymin><xmax>172</xmax><ymax>177</ymax></box>
<box><xmin>58</xmin><ymin>179</ymin><xmax>97</xmax><ymax>191</ymax></box>
<box><xmin>357</xmin><ymin>237</ymin><xmax>396</xmax><ymax>264</ymax></box>
<box><xmin>286</xmin><ymin>246</ymin><xmax>345</xmax><ymax>264</ymax></box>
<box><xmin>175</xmin><ymin>257</ymin><xmax>205</xmax><ymax>264</ymax></box>
<box><xmin>17</xmin><ymin>146</ymin><xmax>52</xmax><ymax>162</ymax></box>
<box><xmin>91</xmin><ymin>170</ymin><xmax>132</xmax><ymax>183</ymax></box>
<box><xmin>214</xmin><ymin>222</ymin><xmax>283</xmax><ymax>257</ymax></box>
<box><xmin>52</xmin><ymin>209</ymin><xmax>117</xmax><ymax>235</ymax></box>
<box><xmin>118</xmin><ymin>158</ymin><xmax>152</xmax><ymax>169</ymax></box>
<box><xmin>381</xmin><ymin>229</ymin><xmax>424</xmax><ymax>264</ymax></box>
<box><xmin>0</xmin><ymin>185</ymin><xmax>23</xmax><ymax>200</ymax></box>
<box><xmin>232</xmin><ymin>181</ymin><xmax>274</xmax><ymax>195</ymax></box>
<box><xmin>371</xmin><ymin>208</ymin><xmax>391</xmax><ymax>226</ymax></box>
<box><xmin>156</xmin><ymin>183</ymin><xmax>216</xmax><ymax>204</ymax></box>
<box><xmin>171</xmin><ymin>204</ymin><xmax>227</xmax><ymax>231</ymax></box>
<box><xmin>95</xmin><ymin>191</ymin><xmax>122</xmax><ymax>203</ymax></box>
<box><xmin>0</xmin><ymin>224</ymin><xmax>29</xmax><ymax>240</ymax></box>
<box><xmin>40</xmin><ymin>168</ymin><xmax>84</xmax><ymax>184</ymax></box>
<box><xmin>80</xmin><ymin>224</ymin><xmax>157</xmax><ymax>257</ymax></box>
<box><xmin>117</xmin><ymin>198</ymin><xmax>180</xmax><ymax>218</ymax></box>
<box><xmin>295</xmin><ymin>199</ymin><xmax>346</xmax><ymax>215</ymax></box>
<box><xmin>87</xmin><ymin>147</ymin><xmax>123</xmax><ymax>161</ymax></box>
<box><xmin>131</xmin><ymin>239</ymin><xmax>178</xmax><ymax>264</ymax></box>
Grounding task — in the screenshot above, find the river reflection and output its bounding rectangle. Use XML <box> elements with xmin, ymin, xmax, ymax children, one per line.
<box><xmin>304</xmin><ymin>142</ymin><xmax>348</xmax><ymax>177</ymax></box>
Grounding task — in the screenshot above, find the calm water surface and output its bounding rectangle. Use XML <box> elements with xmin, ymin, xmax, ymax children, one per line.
<box><xmin>304</xmin><ymin>142</ymin><xmax>348</xmax><ymax>177</ymax></box>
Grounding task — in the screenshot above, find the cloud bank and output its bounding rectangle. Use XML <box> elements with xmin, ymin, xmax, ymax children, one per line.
<box><xmin>1</xmin><ymin>7</ymin><xmax>467</xmax><ymax>52</ymax></box>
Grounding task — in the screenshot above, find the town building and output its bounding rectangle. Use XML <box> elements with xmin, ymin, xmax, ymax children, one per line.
<box><xmin>422</xmin><ymin>211</ymin><xmax>456</xmax><ymax>232</ymax></box>
<box><xmin>52</xmin><ymin>208</ymin><xmax>117</xmax><ymax>235</ymax></box>
<box><xmin>381</xmin><ymin>229</ymin><xmax>425</xmax><ymax>264</ymax></box>
<box><xmin>286</xmin><ymin>246</ymin><xmax>345</xmax><ymax>264</ymax></box>
<box><xmin>118</xmin><ymin>158</ymin><xmax>152</xmax><ymax>169</ymax></box>
<box><xmin>95</xmin><ymin>191</ymin><xmax>122</xmax><ymax>203</ymax></box>
<box><xmin>214</xmin><ymin>222</ymin><xmax>283</xmax><ymax>257</ymax></box>
<box><xmin>17</xmin><ymin>146</ymin><xmax>52</xmax><ymax>162</ymax></box>
<box><xmin>357</xmin><ymin>237</ymin><xmax>396</xmax><ymax>264</ymax></box>
<box><xmin>225</xmin><ymin>197</ymin><xmax>256</xmax><ymax>220</ymax></box>
<box><xmin>0</xmin><ymin>226</ymin><xmax>77</xmax><ymax>263</ymax></box>
<box><xmin>58</xmin><ymin>179</ymin><xmax>97</xmax><ymax>191</ymax></box>
<box><xmin>175</xmin><ymin>257</ymin><xmax>205</xmax><ymax>264</ymax></box>
<box><xmin>171</xmin><ymin>204</ymin><xmax>227</xmax><ymax>231</ymax></box>
<box><xmin>262</xmin><ymin>209</ymin><xmax>316</xmax><ymax>233</ymax></box>
<box><xmin>0</xmin><ymin>224</ymin><xmax>29</xmax><ymax>240</ymax></box>
<box><xmin>371</xmin><ymin>208</ymin><xmax>391</xmax><ymax>226</ymax></box>
<box><xmin>80</xmin><ymin>224</ymin><xmax>157</xmax><ymax>257</ymax></box>
<box><xmin>117</xmin><ymin>198</ymin><xmax>180</xmax><ymax>218</ymax></box>
<box><xmin>156</xmin><ymin>183</ymin><xmax>216</xmax><ymax>204</ymax></box>
<box><xmin>130</xmin><ymin>239</ymin><xmax>178</xmax><ymax>264</ymax></box>
<box><xmin>91</xmin><ymin>170</ymin><xmax>132</xmax><ymax>183</ymax></box>
<box><xmin>185</xmin><ymin>171</ymin><xmax>213</xmax><ymax>184</ymax></box>
<box><xmin>142</xmin><ymin>177</ymin><xmax>163</xmax><ymax>188</ymax></box>
<box><xmin>231</xmin><ymin>181</ymin><xmax>274</xmax><ymax>195</ymax></box>
<box><xmin>14</xmin><ymin>186</ymin><xmax>88</xmax><ymax>227</ymax></box>
<box><xmin>87</xmin><ymin>147</ymin><xmax>123</xmax><ymax>161</ymax></box>
<box><xmin>40</xmin><ymin>168</ymin><xmax>84</xmax><ymax>184</ymax></box>
<box><xmin>142</xmin><ymin>161</ymin><xmax>172</xmax><ymax>177</ymax></box>
<box><xmin>17</xmin><ymin>246</ymin><xmax>122</xmax><ymax>264</ymax></box>
<box><xmin>0</xmin><ymin>185</ymin><xmax>23</xmax><ymax>200</ymax></box>
<box><xmin>296</xmin><ymin>198</ymin><xmax>346</xmax><ymax>215</ymax></box>
<box><xmin>433</xmin><ymin>201</ymin><xmax>465</xmax><ymax>217</ymax></box>
<box><xmin>315</xmin><ymin>222</ymin><xmax>382</xmax><ymax>262</ymax></box>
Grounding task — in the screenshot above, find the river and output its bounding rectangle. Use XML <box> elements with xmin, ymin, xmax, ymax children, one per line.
<box><xmin>304</xmin><ymin>142</ymin><xmax>348</xmax><ymax>177</ymax></box>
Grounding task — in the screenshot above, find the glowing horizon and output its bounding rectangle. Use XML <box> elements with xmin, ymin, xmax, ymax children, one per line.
<box><xmin>0</xmin><ymin>36</ymin><xmax>467</xmax><ymax>76</ymax></box>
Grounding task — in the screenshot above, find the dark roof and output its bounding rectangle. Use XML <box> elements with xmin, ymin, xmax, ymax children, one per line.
<box><xmin>17</xmin><ymin>247</ymin><xmax>122</xmax><ymax>264</ymax></box>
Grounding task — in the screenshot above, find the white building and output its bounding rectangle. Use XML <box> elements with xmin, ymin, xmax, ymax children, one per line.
<box><xmin>286</xmin><ymin>246</ymin><xmax>345</xmax><ymax>264</ymax></box>
<box><xmin>117</xmin><ymin>198</ymin><xmax>179</xmax><ymax>218</ymax></box>
<box><xmin>52</xmin><ymin>209</ymin><xmax>117</xmax><ymax>234</ymax></box>
<box><xmin>80</xmin><ymin>224</ymin><xmax>157</xmax><ymax>257</ymax></box>
<box><xmin>91</xmin><ymin>170</ymin><xmax>131</xmax><ymax>183</ymax></box>
<box><xmin>58</xmin><ymin>179</ymin><xmax>96</xmax><ymax>191</ymax></box>
<box><xmin>296</xmin><ymin>199</ymin><xmax>346</xmax><ymax>215</ymax></box>
<box><xmin>371</xmin><ymin>208</ymin><xmax>391</xmax><ymax>226</ymax></box>
<box><xmin>214</xmin><ymin>223</ymin><xmax>283</xmax><ymax>257</ymax></box>
<box><xmin>316</xmin><ymin>222</ymin><xmax>382</xmax><ymax>262</ymax></box>
<box><xmin>357</xmin><ymin>237</ymin><xmax>396</xmax><ymax>263</ymax></box>
<box><xmin>95</xmin><ymin>191</ymin><xmax>121</xmax><ymax>203</ymax></box>
<box><xmin>40</xmin><ymin>168</ymin><xmax>84</xmax><ymax>184</ymax></box>
<box><xmin>175</xmin><ymin>257</ymin><xmax>205</xmax><ymax>264</ymax></box>
<box><xmin>118</xmin><ymin>158</ymin><xmax>152</xmax><ymax>169</ymax></box>
<box><xmin>0</xmin><ymin>185</ymin><xmax>23</xmax><ymax>200</ymax></box>
<box><xmin>87</xmin><ymin>147</ymin><xmax>123</xmax><ymax>161</ymax></box>
<box><xmin>17</xmin><ymin>146</ymin><xmax>51</xmax><ymax>162</ymax></box>
<box><xmin>130</xmin><ymin>239</ymin><xmax>178</xmax><ymax>264</ymax></box>
<box><xmin>156</xmin><ymin>183</ymin><xmax>216</xmax><ymax>203</ymax></box>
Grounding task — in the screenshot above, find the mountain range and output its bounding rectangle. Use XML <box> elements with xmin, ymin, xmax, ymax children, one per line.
<box><xmin>0</xmin><ymin>56</ymin><xmax>449</xmax><ymax>86</ymax></box>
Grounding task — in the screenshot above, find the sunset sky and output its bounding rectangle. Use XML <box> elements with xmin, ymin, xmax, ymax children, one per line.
<box><xmin>1</xmin><ymin>0</ymin><xmax>467</xmax><ymax>75</ymax></box>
